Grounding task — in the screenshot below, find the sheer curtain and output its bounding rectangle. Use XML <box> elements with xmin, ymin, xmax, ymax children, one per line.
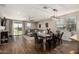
<box><xmin>22</xmin><ymin>21</ymin><xmax>26</xmax><ymax>35</ymax></box>
<box><xmin>9</xmin><ymin>20</ymin><xmax>13</xmax><ymax>36</ymax></box>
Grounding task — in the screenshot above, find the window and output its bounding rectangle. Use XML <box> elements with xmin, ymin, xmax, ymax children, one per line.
<box><xmin>45</xmin><ymin>23</ymin><xmax>48</xmax><ymax>27</ymax></box>
<box><xmin>39</xmin><ymin>24</ymin><xmax>41</xmax><ymax>28</ymax></box>
<box><xmin>67</xmin><ymin>16</ymin><xmax>76</xmax><ymax>31</ymax></box>
<box><xmin>27</xmin><ymin>23</ymin><xmax>31</xmax><ymax>29</ymax></box>
<box><xmin>56</xmin><ymin>19</ymin><xmax>64</xmax><ymax>29</ymax></box>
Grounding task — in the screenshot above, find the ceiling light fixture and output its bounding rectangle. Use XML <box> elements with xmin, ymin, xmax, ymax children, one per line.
<box><xmin>28</xmin><ymin>16</ymin><xmax>34</xmax><ymax>22</ymax></box>
<box><xmin>52</xmin><ymin>9</ymin><xmax>58</xmax><ymax>19</ymax></box>
<box><xmin>43</xmin><ymin>6</ymin><xmax>60</xmax><ymax>19</ymax></box>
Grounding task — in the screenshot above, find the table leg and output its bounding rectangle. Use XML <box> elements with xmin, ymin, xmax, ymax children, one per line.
<box><xmin>43</xmin><ymin>39</ymin><xmax>46</xmax><ymax>51</ymax></box>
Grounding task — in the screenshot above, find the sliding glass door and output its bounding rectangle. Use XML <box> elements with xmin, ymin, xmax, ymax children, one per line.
<box><xmin>13</xmin><ymin>21</ymin><xmax>23</xmax><ymax>35</ymax></box>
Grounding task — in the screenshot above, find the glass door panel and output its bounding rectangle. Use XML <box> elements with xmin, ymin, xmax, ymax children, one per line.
<box><xmin>13</xmin><ymin>22</ymin><xmax>23</xmax><ymax>35</ymax></box>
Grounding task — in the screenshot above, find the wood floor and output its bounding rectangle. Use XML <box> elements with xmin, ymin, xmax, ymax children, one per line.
<box><xmin>0</xmin><ymin>35</ymin><xmax>79</xmax><ymax>54</ymax></box>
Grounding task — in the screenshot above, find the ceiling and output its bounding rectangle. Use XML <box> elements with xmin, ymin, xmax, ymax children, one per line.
<box><xmin>0</xmin><ymin>4</ymin><xmax>79</xmax><ymax>21</ymax></box>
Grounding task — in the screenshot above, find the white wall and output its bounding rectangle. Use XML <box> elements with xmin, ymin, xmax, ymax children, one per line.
<box><xmin>37</xmin><ymin>11</ymin><xmax>79</xmax><ymax>41</ymax></box>
<box><xmin>37</xmin><ymin>18</ymin><xmax>57</xmax><ymax>32</ymax></box>
<box><xmin>77</xmin><ymin>15</ymin><xmax>79</xmax><ymax>40</ymax></box>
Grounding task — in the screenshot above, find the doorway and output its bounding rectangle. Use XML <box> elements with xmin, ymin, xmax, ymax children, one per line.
<box><xmin>13</xmin><ymin>21</ymin><xmax>23</xmax><ymax>35</ymax></box>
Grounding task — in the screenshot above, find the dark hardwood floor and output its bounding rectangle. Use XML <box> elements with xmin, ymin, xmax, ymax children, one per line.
<box><xmin>0</xmin><ymin>35</ymin><xmax>79</xmax><ymax>54</ymax></box>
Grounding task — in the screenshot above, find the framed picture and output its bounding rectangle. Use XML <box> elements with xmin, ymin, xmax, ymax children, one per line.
<box><xmin>39</xmin><ymin>24</ymin><xmax>41</xmax><ymax>28</ymax></box>
<box><xmin>45</xmin><ymin>23</ymin><xmax>48</xmax><ymax>27</ymax></box>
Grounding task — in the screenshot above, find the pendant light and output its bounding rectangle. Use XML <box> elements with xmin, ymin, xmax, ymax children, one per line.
<box><xmin>43</xmin><ymin>6</ymin><xmax>60</xmax><ymax>19</ymax></box>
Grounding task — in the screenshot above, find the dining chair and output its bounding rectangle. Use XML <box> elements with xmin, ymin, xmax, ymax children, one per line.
<box><xmin>59</xmin><ymin>32</ymin><xmax>64</xmax><ymax>44</ymax></box>
<box><xmin>46</xmin><ymin>33</ymin><xmax>56</xmax><ymax>50</ymax></box>
<box><xmin>34</xmin><ymin>33</ymin><xmax>43</xmax><ymax>51</ymax></box>
<box><xmin>46</xmin><ymin>36</ymin><xmax>52</xmax><ymax>50</ymax></box>
<box><xmin>37</xmin><ymin>36</ymin><xmax>44</xmax><ymax>51</ymax></box>
<box><xmin>56</xmin><ymin>32</ymin><xmax>64</xmax><ymax>45</ymax></box>
<box><xmin>34</xmin><ymin>32</ymin><xmax>38</xmax><ymax>43</ymax></box>
<box><xmin>51</xmin><ymin>33</ymin><xmax>57</xmax><ymax>48</ymax></box>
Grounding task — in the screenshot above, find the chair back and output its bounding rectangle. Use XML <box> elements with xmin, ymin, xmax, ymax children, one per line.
<box><xmin>60</xmin><ymin>32</ymin><xmax>64</xmax><ymax>39</ymax></box>
<box><xmin>34</xmin><ymin>32</ymin><xmax>38</xmax><ymax>40</ymax></box>
<box><xmin>51</xmin><ymin>33</ymin><xmax>56</xmax><ymax>41</ymax></box>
